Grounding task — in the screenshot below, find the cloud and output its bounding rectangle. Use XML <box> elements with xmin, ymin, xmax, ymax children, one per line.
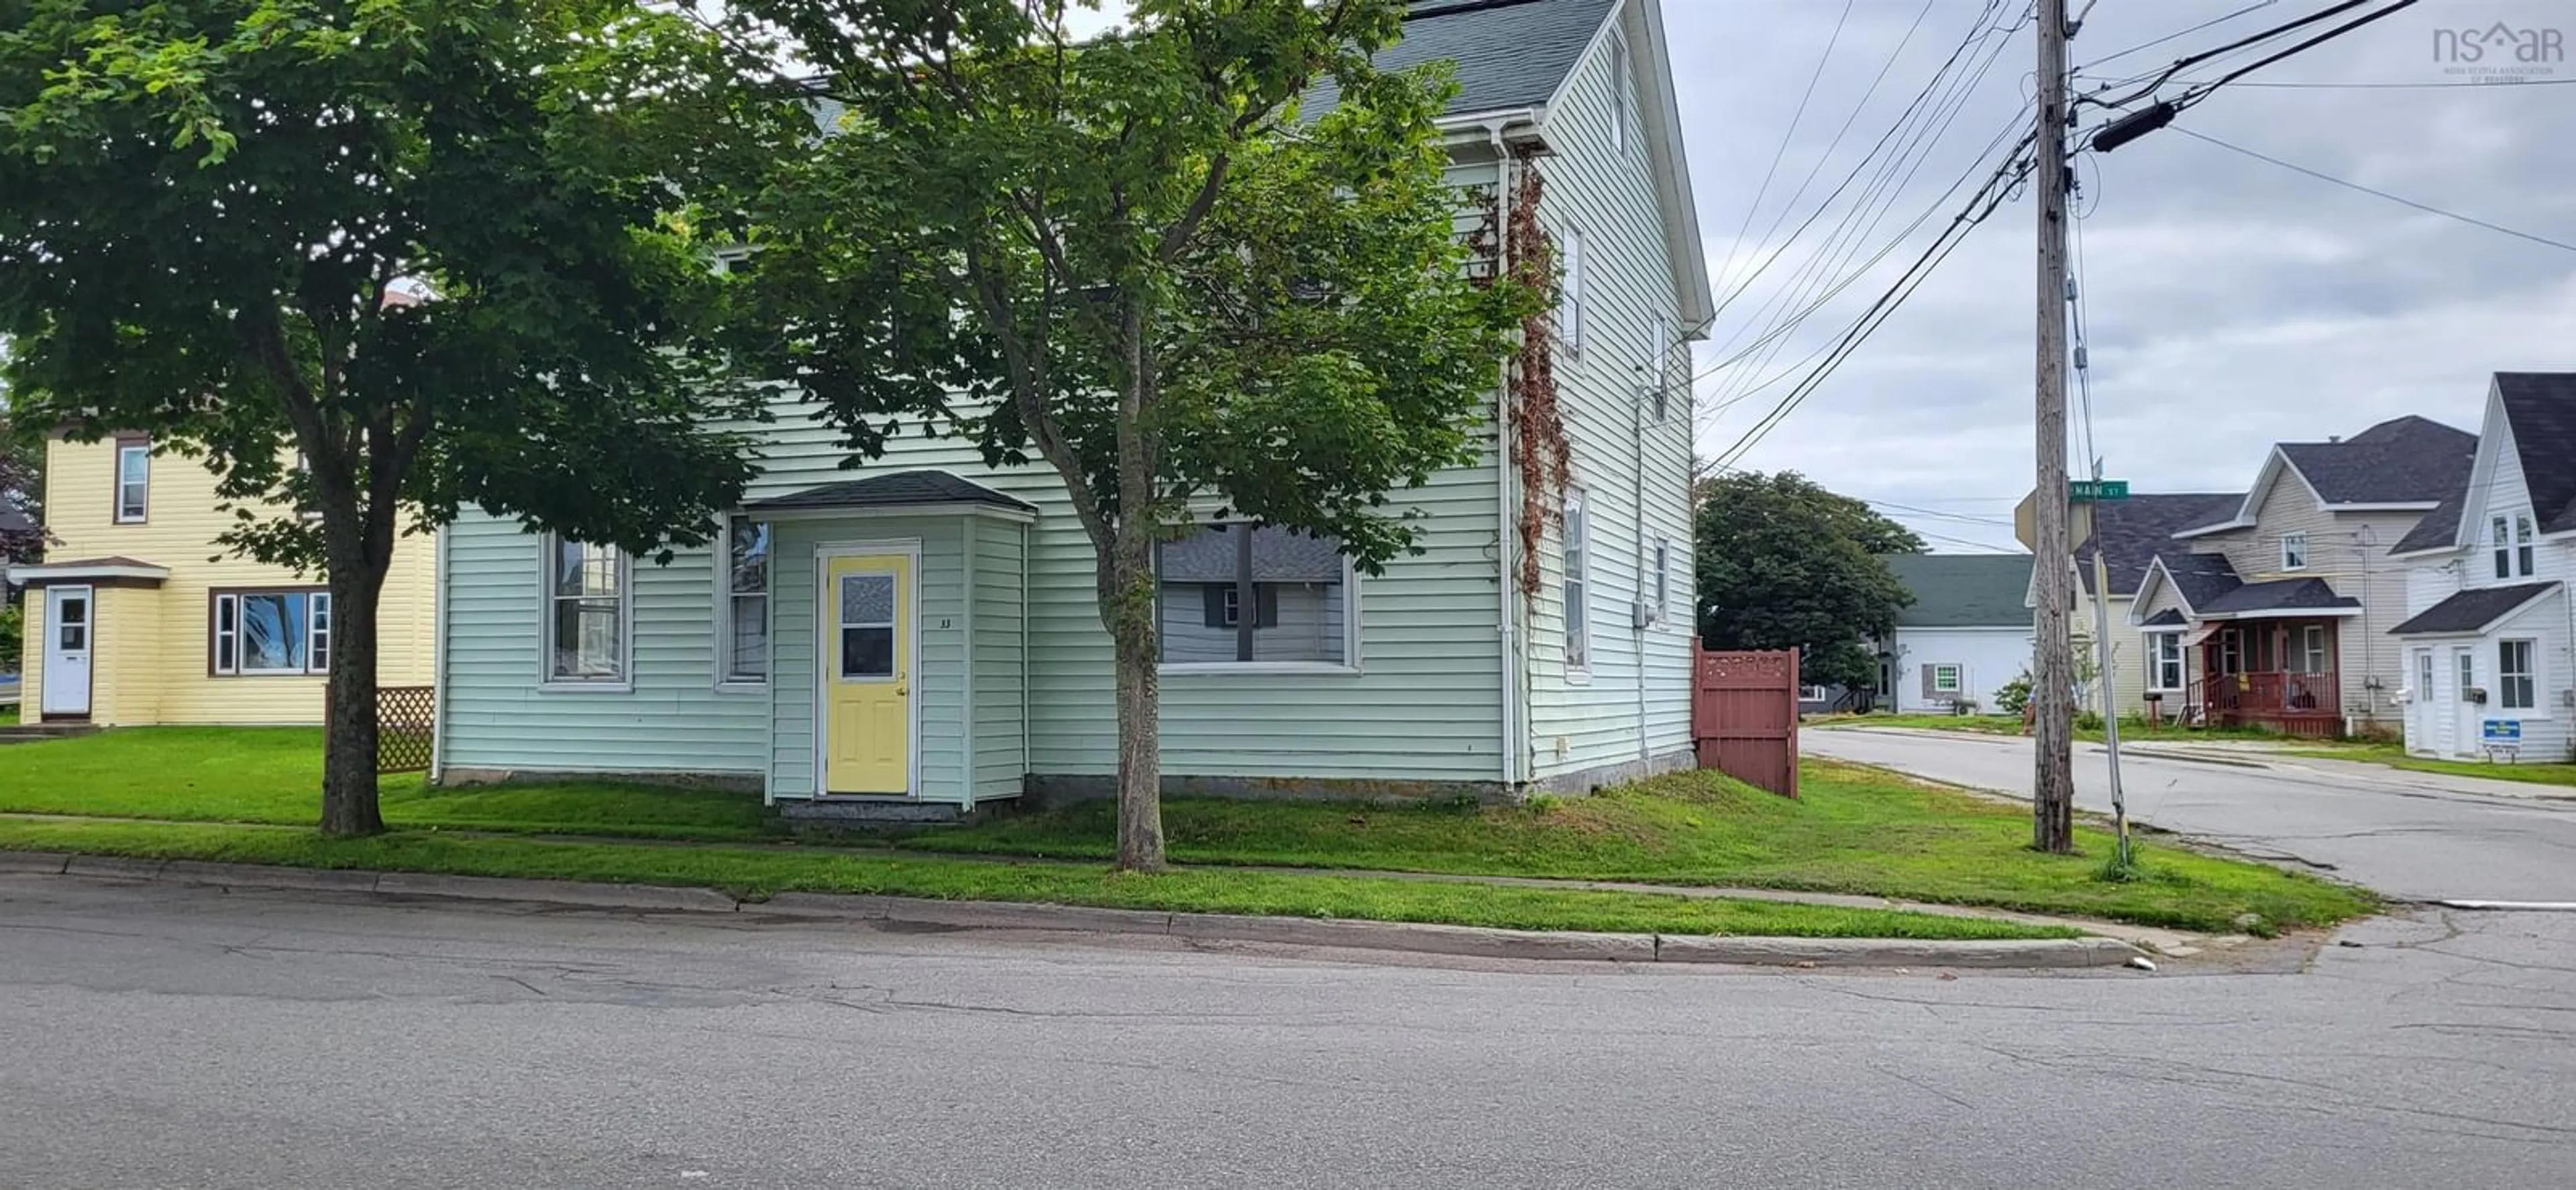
<box><xmin>1680</xmin><ymin>0</ymin><xmax>2576</xmax><ymax>551</ymax></box>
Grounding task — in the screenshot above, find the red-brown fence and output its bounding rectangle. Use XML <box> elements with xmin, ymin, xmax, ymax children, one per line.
<box><xmin>1691</xmin><ymin>648</ymin><xmax>1800</xmax><ymax>799</ymax></box>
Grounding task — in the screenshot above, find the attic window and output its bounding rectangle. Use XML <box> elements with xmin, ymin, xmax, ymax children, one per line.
<box><xmin>2280</xmin><ymin>533</ymin><xmax>2308</xmax><ymax>572</ymax></box>
<box><xmin>2493</xmin><ymin>512</ymin><xmax>2535</xmax><ymax>579</ymax></box>
<box><xmin>1609</xmin><ymin>37</ymin><xmax>1629</xmax><ymax>154</ymax></box>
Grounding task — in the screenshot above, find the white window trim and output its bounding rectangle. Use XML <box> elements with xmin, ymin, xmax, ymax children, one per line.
<box><xmin>2279</xmin><ymin>532</ymin><xmax>2308</xmax><ymax>572</ymax></box>
<box><xmin>1563</xmin><ymin>488</ymin><xmax>1591</xmax><ymax>678</ymax></box>
<box><xmin>1158</xmin><ymin>523</ymin><xmax>1365</xmax><ymax>678</ymax></box>
<box><xmin>1931</xmin><ymin>663</ymin><xmax>1964</xmax><ymax>694</ymax></box>
<box><xmin>539</xmin><ymin>533</ymin><xmax>635</xmax><ymax>692</ymax></box>
<box><xmin>2493</xmin><ymin>511</ymin><xmax>2537</xmax><ymax>580</ymax></box>
<box><xmin>714</xmin><ymin>513</ymin><xmax>771</xmax><ymax>692</ymax></box>
<box><xmin>1651</xmin><ymin>535</ymin><xmax>1672</xmax><ymax>624</ymax></box>
<box><xmin>2144</xmin><ymin>630</ymin><xmax>2186</xmax><ymax>693</ymax></box>
<box><xmin>1609</xmin><ymin>36</ymin><xmax>1629</xmax><ymax>155</ymax></box>
<box><xmin>113</xmin><ymin>441</ymin><xmax>150</xmax><ymax>524</ymax></box>
<box><xmin>1799</xmin><ymin>685</ymin><xmax>1830</xmax><ymax>702</ymax></box>
<box><xmin>210</xmin><ymin>588</ymin><xmax>331</xmax><ymax>677</ymax></box>
<box><xmin>2497</xmin><ymin>637</ymin><xmax>2544</xmax><ymax>716</ymax></box>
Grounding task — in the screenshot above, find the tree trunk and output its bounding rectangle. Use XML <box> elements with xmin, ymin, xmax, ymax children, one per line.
<box><xmin>1101</xmin><ymin>527</ymin><xmax>1166</xmax><ymax>872</ymax></box>
<box><xmin>319</xmin><ymin>537</ymin><xmax>390</xmax><ymax>839</ymax></box>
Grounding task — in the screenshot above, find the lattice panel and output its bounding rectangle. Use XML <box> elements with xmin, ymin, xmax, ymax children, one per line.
<box><xmin>376</xmin><ymin>685</ymin><xmax>437</xmax><ymax>774</ymax></box>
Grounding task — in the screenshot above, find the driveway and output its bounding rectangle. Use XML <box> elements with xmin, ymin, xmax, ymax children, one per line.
<box><xmin>3</xmin><ymin>876</ymin><xmax>2573</xmax><ymax>1189</ymax></box>
<box><xmin>1807</xmin><ymin>728</ymin><xmax>2576</xmax><ymax>904</ymax></box>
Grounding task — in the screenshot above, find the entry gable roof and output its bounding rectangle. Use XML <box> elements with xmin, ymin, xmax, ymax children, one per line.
<box><xmin>2389</xmin><ymin>582</ymin><xmax>2561</xmax><ymax>636</ymax></box>
<box><xmin>744</xmin><ymin>471</ymin><xmax>1037</xmax><ymax>515</ymax></box>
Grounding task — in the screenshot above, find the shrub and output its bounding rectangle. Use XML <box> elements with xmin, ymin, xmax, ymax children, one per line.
<box><xmin>1994</xmin><ymin>671</ymin><xmax>2034</xmax><ymax>717</ymax></box>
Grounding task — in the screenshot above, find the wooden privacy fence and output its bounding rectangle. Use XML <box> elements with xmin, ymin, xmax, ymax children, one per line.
<box><xmin>324</xmin><ymin>686</ymin><xmax>437</xmax><ymax>774</ymax></box>
<box><xmin>1691</xmin><ymin>648</ymin><xmax>1800</xmax><ymax>798</ymax></box>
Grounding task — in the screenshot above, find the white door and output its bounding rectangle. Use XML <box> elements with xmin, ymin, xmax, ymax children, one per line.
<box><xmin>2408</xmin><ymin>649</ymin><xmax>2435</xmax><ymax>753</ymax></box>
<box><xmin>2451</xmin><ymin>646</ymin><xmax>2480</xmax><ymax>758</ymax></box>
<box><xmin>40</xmin><ymin>586</ymin><xmax>95</xmax><ymax>718</ymax></box>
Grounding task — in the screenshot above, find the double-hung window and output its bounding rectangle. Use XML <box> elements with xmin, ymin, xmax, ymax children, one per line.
<box><xmin>1563</xmin><ymin>490</ymin><xmax>1590</xmax><ymax>671</ymax></box>
<box><xmin>2147</xmin><ymin>631</ymin><xmax>2184</xmax><ymax>692</ymax></box>
<box><xmin>212</xmin><ymin>590</ymin><xmax>331</xmax><ymax>675</ymax></box>
<box><xmin>1156</xmin><ymin>523</ymin><xmax>1353</xmax><ymax>670</ymax></box>
<box><xmin>1931</xmin><ymin>663</ymin><xmax>1964</xmax><ymax>694</ymax></box>
<box><xmin>545</xmin><ymin>535</ymin><xmax>629</xmax><ymax>684</ymax></box>
<box><xmin>2498</xmin><ymin>640</ymin><xmax>2537</xmax><ymax>712</ymax></box>
<box><xmin>114</xmin><ymin>438</ymin><xmax>150</xmax><ymax>523</ymax></box>
<box><xmin>2495</xmin><ymin>512</ymin><xmax>2536</xmax><ymax>579</ymax></box>
<box><xmin>720</xmin><ymin>517</ymin><xmax>771</xmax><ymax>684</ymax></box>
<box><xmin>2279</xmin><ymin>532</ymin><xmax>2308</xmax><ymax>571</ymax></box>
<box><xmin>1609</xmin><ymin>38</ymin><xmax>1630</xmax><ymax>154</ymax></box>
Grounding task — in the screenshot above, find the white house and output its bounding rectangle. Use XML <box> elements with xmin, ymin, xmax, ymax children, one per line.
<box><xmin>2387</xmin><ymin>373</ymin><xmax>2575</xmax><ymax>763</ymax></box>
<box><xmin>1878</xmin><ymin>553</ymin><xmax>2035</xmax><ymax>715</ymax></box>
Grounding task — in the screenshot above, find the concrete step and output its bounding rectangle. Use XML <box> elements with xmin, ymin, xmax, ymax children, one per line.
<box><xmin>0</xmin><ymin>723</ymin><xmax>100</xmax><ymax>744</ymax></box>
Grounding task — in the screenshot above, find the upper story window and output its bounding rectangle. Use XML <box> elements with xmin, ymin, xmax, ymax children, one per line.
<box><xmin>2493</xmin><ymin>512</ymin><xmax>2536</xmax><ymax>580</ymax></box>
<box><xmin>2279</xmin><ymin>532</ymin><xmax>2308</xmax><ymax>571</ymax></box>
<box><xmin>1649</xmin><ymin>319</ymin><xmax>1672</xmax><ymax>423</ymax></box>
<box><xmin>211</xmin><ymin>589</ymin><xmax>331</xmax><ymax>676</ymax></box>
<box><xmin>546</xmin><ymin>534</ymin><xmax>629</xmax><ymax>685</ymax></box>
<box><xmin>1563</xmin><ymin>489</ymin><xmax>1590</xmax><ymax>671</ymax></box>
<box><xmin>721</xmin><ymin>517</ymin><xmax>771</xmax><ymax>684</ymax></box>
<box><xmin>1558</xmin><ymin>227</ymin><xmax>1585</xmax><ymax>362</ymax></box>
<box><xmin>1652</xmin><ymin>535</ymin><xmax>1671</xmax><ymax>619</ymax></box>
<box><xmin>113</xmin><ymin>437</ymin><xmax>150</xmax><ymax>523</ymax></box>
<box><xmin>1609</xmin><ymin>38</ymin><xmax>1629</xmax><ymax>154</ymax></box>
<box><xmin>1156</xmin><ymin>523</ymin><xmax>1353</xmax><ymax>671</ymax></box>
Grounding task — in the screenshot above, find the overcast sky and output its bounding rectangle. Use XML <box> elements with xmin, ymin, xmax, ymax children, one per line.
<box><xmin>1069</xmin><ymin>1</ymin><xmax>2575</xmax><ymax>553</ymax></box>
<box><xmin>1672</xmin><ymin>0</ymin><xmax>2576</xmax><ymax>552</ymax></box>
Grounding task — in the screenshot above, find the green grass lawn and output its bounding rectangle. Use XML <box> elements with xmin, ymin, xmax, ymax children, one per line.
<box><xmin>0</xmin><ymin>726</ymin><xmax>2376</xmax><ymax>935</ymax></box>
<box><xmin>889</xmin><ymin>760</ymin><xmax>2373</xmax><ymax>933</ymax></box>
<box><xmin>2291</xmin><ymin>743</ymin><xmax>2576</xmax><ymax>789</ymax></box>
<box><xmin>0</xmin><ymin>727</ymin><xmax>771</xmax><ymax>840</ymax></box>
<box><xmin>0</xmin><ymin>816</ymin><xmax>2071</xmax><ymax>941</ymax></box>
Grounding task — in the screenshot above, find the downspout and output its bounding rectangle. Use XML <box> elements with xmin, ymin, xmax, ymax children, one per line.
<box><xmin>1491</xmin><ymin>121</ymin><xmax>1523</xmax><ymax>792</ymax></box>
<box><xmin>1633</xmin><ymin>325</ymin><xmax>1648</xmax><ymax>767</ymax></box>
<box><xmin>1020</xmin><ymin>519</ymin><xmax>1032</xmax><ymax>790</ymax></box>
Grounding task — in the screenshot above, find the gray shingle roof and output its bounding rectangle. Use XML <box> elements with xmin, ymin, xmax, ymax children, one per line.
<box><xmin>744</xmin><ymin>471</ymin><xmax>1035</xmax><ymax>513</ymax></box>
<box><xmin>2277</xmin><ymin>415</ymin><xmax>2476</xmax><ymax>506</ymax></box>
<box><xmin>2151</xmin><ymin>551</ymin><xmax>2243</xmax><ymax>613</ymax></box>
<box><xmin>1305</xmin><ymin>0</ymin><xmax>1617</xmax><ymax>119</ymax></box>
<box><xmin>2390</xmin><ymin>582</ymin><xmax>2560</xmax><ymax>636</ymax></box>
<box><xmin>2390</xmin><ymin>486</ymin><xmax>2469</xmax><ymax>556</ymax></box>
<box><xmin>1881</xmin><ymin>553</ymin><xmax>2036</xmax><ymax>628</ymax></box>
<box><xmin>2075</xmin><ymin>492</ymin><xmax>2243</xmax><ymax>596</ymax></box>
<box><xmin>2140</xmin><ymin>608</ymin><xmax>2188</xmax><ymax>627</ymax></box>
<box><xmin>2497</xmin><ymin>373</ymin><xmax>2576</xmax><ymax>535</ymax></box>
<box><xmin>2200</xmin><ymin>578</ymin><xmax>2360</xmax><ymax>616</ymax></box>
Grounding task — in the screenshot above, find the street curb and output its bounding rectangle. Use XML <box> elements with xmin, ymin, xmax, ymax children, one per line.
<box><xmin>2112</xmin><ymin>747</ymin><xmax>2271</xmax><ymax>771</ymax></box>
<box><xmin>1</xmin><ymin>850</ymin><xmax>2147</xmax><ymax>970</ymax></box>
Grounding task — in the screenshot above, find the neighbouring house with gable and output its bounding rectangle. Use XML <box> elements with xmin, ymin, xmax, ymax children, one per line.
<box><xmin>1876</xmin><ymin>553</ymin><xmax>2036</xmax><ymax>716</ymax></box>
<box><xmin>2043</xmin><ymin>492</ymin><xmax>2243</xmax><ymax>719</ymax></box>
<box><xmin>5</xmin><ymin>434</ymin><xmax>437</xmax><ymax>726</ymax></box>
<box><xmin>430</xmin><ymin>0</ymin><xmax>1714</xmax><ymax>812</ymax></box>
<box><xmin>2129</xmin><ymin>415</ymin><xmax>2476</xmax><ymax>736</ymax></box>
<box><xmin>2386</xmin><ymin>373</ymin><xmax>2576</xmax><ymax>763</ymax></box>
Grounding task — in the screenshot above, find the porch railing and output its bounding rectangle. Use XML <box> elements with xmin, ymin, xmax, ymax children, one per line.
<box><xmin>2188</xmin><ymin>670</ymin><xmax>2340</xmax><ymax>724</ymax></box>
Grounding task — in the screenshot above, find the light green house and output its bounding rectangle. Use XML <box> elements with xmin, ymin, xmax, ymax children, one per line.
<box><xmin>430</xmin><ymin>0</ymin><xmax>1713</xmax><ymax>813</ymax></box>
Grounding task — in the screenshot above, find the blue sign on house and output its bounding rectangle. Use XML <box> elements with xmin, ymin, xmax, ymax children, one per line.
<box><xmin>2483</xmin><ymin>720</ymin><xmax>2523</xmax><ymax>746</ymax></box>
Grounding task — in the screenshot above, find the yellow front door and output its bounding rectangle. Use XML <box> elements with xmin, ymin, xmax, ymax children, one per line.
<box><xmin>824</xmin><ymin>551</ymin><xmax>913</xmax><ymax>794</ymax></box>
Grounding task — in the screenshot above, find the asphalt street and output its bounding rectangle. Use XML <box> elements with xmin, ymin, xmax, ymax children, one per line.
<box><xmin>4</xmin><ymin>876</ymin><xmax>2573</xmax><ymax>1188</ymax></box>
<box><xmin>1805</xmin><ymin>728</ymin><xmax>2576</xmax><ymax>904</ymax></box>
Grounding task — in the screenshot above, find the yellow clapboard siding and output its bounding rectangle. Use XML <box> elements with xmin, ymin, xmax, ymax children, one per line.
<box><xmin>30</xmin><ymin>437</ymin><xmax>436</xmax><ymax>726</ymax></box>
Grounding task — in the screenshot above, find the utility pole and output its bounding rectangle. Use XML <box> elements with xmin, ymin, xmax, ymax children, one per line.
<box><xmin>2031</xmin><ymin>0</ymin><xmax>2076</xmax><ymax>854</ymax></box>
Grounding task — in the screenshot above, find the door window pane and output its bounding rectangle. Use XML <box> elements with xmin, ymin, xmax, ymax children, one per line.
<box><xmin>838</xmin><ymin>573</ymin><xmax>897</xmax><ymax>680</ymax></box>
<box><xmin>58</xmin><ymin>596</ymin><xmax>88</xmax><ymax>652</ymax></box>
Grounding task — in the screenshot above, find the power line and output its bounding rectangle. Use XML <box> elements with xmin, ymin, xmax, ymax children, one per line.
<box><xmin>2171</xmin><ymin>127</ymin><xmax>2576</xmax><ymax>254</ymax></box>
<box><xmin>2169</xmin><ymin>0</ymin><xmax>2422</xmax><ymax>101</ymax></box>
<box><xmin>1713</xmin><ymin>0</ymin><xmax>1859</xmax><ymax>301</ymax></box>
<box><xmin>2167</xmin><ymin>76</ymin><xmax>2576</xmax><ymax>89</ymax></box>
<box><xmin>2074</xmin><ymin>0</ymin><xmax>2383</xmax><ymax>111</ymax></box>
<box><xmin>2077</xmin><ymin>0</ymin><xmax>2279</xmax><ymax>72</ymax></box>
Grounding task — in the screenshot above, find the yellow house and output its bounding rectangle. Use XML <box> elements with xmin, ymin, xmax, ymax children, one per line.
<box><xmin>7</xmin><ymin>434</ymin><xmax>435</xmax><ymax>725</ymax></box>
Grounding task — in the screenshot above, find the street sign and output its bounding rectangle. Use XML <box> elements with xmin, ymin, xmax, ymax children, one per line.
<box><xmin>2070</xmin><ymin>479</ymin><xmax>2129</xmax><ymax>502</ymax></box>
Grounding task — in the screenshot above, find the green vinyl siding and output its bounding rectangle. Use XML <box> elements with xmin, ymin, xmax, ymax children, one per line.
<box><xmin>972</xmin><ymin>517</ymin><xmax>1030</xmax><ymax>801</ymax></box>
<box><xmin>1520</xmin><ymin>20</ymin><xmax>1697</xmax><ymax>779</ymax></box>
<box><xmin>437</xmin><ymin>521</ymin><xmax>768</xmax><ymax>778</ymax></box>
